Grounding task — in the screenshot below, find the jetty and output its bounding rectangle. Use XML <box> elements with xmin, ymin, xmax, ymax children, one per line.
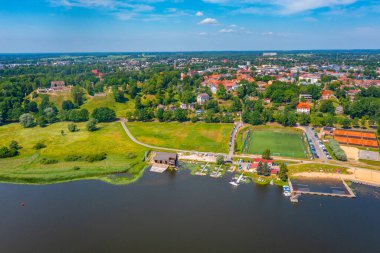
<box><xmin>288</xmin><ymin>178</ymin><xmax>356</xmax><ymax>200</ymax></box>
<box><xmin>195</xmin><ymin>163</ymin><xmax>209</xmax><ymax>176</ymax></box>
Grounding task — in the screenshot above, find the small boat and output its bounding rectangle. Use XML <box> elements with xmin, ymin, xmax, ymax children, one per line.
<box><xmin>283</xmin><ymin>186</ymin><xmax>291</xmax><ymax>197</ymax></box>
<box><xmin>230</xmin><ymin>181</ymin><xmax>239</xmax><ymax>186</ymax></box>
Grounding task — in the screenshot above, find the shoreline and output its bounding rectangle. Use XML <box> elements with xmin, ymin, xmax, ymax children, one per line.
<box><xmin>292</xmin><ymin>169</ymin><xmax>380</xmax><ymax>187</ymax></box>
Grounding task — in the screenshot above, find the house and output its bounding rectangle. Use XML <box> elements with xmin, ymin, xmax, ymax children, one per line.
<box><xmin>50</xmin><ymin>81</ymin><xmax>65</xmax><ymax>91</ymax></box>
<box><xmin>153</xmin><ymin>152</ymin><xmax>178</xmax><ymax>167</ymax></box>
<box><xmin>335</xmin><ymin>106</ymin><xmax>344</xmax><ymax>115</ymax></box>
<box><xmin>299</xmin><ymin>94</ymin><xmax>313</xmax><ymax>103</ymax></box>
<box><xmin>299</xmin><ymin>74</ymin><xmax>320</xmax><ymax>85</ymax></box>
<box><xmin>197</xmin><ymin>93</ymin><xmax>209</xmax><ymax>105</ymax></box>
<box><xmin>264</xmin><ymin>98</ymin><xmax>271</xmax><ymax>104</ymax></box>
<box><xmin>346</xmin><ymin>90</ymin><xmax>360</xmax><ymax>101</ymax></box>
<box><xmin>92</xmin><ymin>69</ymin><xmax>104</xmax><ymax>79</ymax></box>
<box><xmin>321</xmin><ymin>90</ymin><xmax>333</xmax><ymax>100</ymax></box>
<box><xmin>322</xmin><ymin>126</ymin><xmax>334</xmax><ymax>136</ymax></box>
<box><xmin>180</xmin><ymin>104</ymin><xmax>188</xmax><ymax>110</ymax></box>
<box><xmin>296</xmin><ymin>102</ymin><xmax>311</xmax><ymax>114</ymax></box>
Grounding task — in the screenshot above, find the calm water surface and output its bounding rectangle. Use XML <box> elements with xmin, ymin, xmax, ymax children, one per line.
<box><xmin>0</xmin><ymin>170</ymin><xmax>379</xmax><ymax>253</ymax></box>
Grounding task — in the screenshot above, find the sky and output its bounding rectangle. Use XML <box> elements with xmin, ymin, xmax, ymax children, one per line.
<box><xmin>0</xmin><ymin>0</ymin><xmax>380</xmax><ymax>53</ymax></box>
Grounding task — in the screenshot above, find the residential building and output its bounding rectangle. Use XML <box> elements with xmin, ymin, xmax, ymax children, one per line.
<box><xmin>197</xmin><ymin>93</ymin><xmax>209</xmax><ymax>105</ymax></box>
<box><xmin>299</xmin><ymin>94</ymin><xmax>313</xmax><ymax>103</ymax></box>
<box><xmin>153</xmin><ymin>152</ymin><xmax>178</xmax><ymax>167</ymax></box>
<box><xmin>296</xmin><ymin>102</ymin><xmax>311</xmax><ymax>114</ymax></box>
<box><xmin>321</xmin><ymin>90</ymin><xmax>333</xmax><ymax>100</ymax></box>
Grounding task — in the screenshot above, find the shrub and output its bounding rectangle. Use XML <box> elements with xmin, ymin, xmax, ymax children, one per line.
<box><xmin>0</xmin><ymin>147</ymin><xmax>18</xmax><ymax>158</ymax></box>
<box><xmin>328</xmin><ymin>140</ymin><xmax>347</xmax><ymax>161</ymax></box>
<box><xmin>19</xmin><ymin>113</ymin><xmax>36</xmax><ymax>128</ymax></box>
<box><xmin>84</xmin><ymin>152</ymin><xmax>107</xmax><ymax>162</ymax></box>
<box><xmin>126</xmin><ymin>152</ymin><xmax>137</xmax><ymax>159</ymax></box>
<box><xmin>86</xmin><ymin>118</ymin><xmax>98</xmax><ymax>132</ymax></box>
<box><xmin>73</xmin><ymin>166</ymin><xmax>81</xmax><ymax>171</ymax></box>
<box><xmin>64</xmin><ymin>155</ymin><xmax>82</xmax><ymax>161</ymax></box>
<box><xmin>68</xmin><ymin>123</ymin><xmax>78</xmax><ymax>132</ymax></box>
<box><xmin>9</xmin><ymin>140</ymin><xmax>21</xmax><ymax>150</ymax></box>
<box><xmin>92</xmin><ymin>107</ymin><xmax>116</xmax><ymax>122</ymax></box>
<box><xmin>33</xmin><ymin>142</ymin><xmax>46</xmax><ymax>150</ymax></box>
<box><xmin>40</xmin><ymin>158</ymin><xmax>58</xmax><ymax>165</ymax></box>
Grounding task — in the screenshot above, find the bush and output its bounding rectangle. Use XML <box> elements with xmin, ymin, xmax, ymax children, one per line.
<box><xmin>84</xmin><ymin>152</ymin><xmax>107</xmax><ymax>162</ymax></box>
<box><xmin>40</xmin><ymin>158</ymin><xmax>58</xmax><ymax>165</ymax></box>
<box><xmin>73</xmin><ymin>166</ymin><xmax>81</xmax><ymax>171</ymax></box>
<box><xmin>216</xmin><ymin>155</ymin><xmax>225</xmax><ymax>165</ymax></box>
<box><xmin>0</xmin><ymin>147</ymin><xmax>18</xmax><ymax>158</ymax></box>
<box><xmin>329</xmin><ymin>140</ymin><xmax>347</xmax><ymax>161</ymax></box>
<box><xmin>64</xmin><ymin>155</ymin><xmax>82</xmax><ymax>161</ymax></box>
<box><xmin>86</xmin><ymin>118</ymin><xmax>98</xmax><ymax>131</ymax></box>
<box><xmin>19</xmin><ymin>113</ymin><xmax>36</xmax><ymax>128</ymax></box>
<box><xmin>33</xmin><ymin>142</ymin><xmax>46</xmax><ymax>150</ymax></box>
<box><xmin>92</xmin><ymin>107</ymin><xmax>116</xmax><ymax>122</ymax></box>
<box><xmin>9</xmin><ymin>140</ymin><xmax>21</xmax><ymax>150</ymax></box>
<box><xmin>64</xmin><ymin>153</ymin><xmax>107</xmax><ymax>163</ymax></box>
<box><xmin>68</xmin><ymin>123</ymin><xmax>78</xmax><ymax>132</ymax></box>
<box><xmin>126</xmin><ymin>152</ymin><xmax>137</xmax><ymax>159</ymax></box>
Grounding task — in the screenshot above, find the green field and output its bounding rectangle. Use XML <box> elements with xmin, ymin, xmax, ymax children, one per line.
<box><xmin>127</xmin><ymin>122</ymin><xmax>233</xmax><ymax>153</ymax></box>
<box><xmin>0</xmin><ymin>122</ymin><xmax>147</xmax><ymax>184</ymax></box>
<box><xmin>239</xmin><ymin>126</ymin><xmax>308</xmax><ymax>158</ymax></box>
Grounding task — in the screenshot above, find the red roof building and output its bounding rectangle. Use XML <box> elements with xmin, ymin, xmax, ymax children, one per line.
<box><xmin>296</xmin><ymin>102</ymin><xmax>311</xmax><ymax>114</ymax></box>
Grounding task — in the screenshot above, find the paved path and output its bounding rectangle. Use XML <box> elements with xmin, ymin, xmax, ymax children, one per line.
<box><xmin>227</xmin><ymin>122</ymin><xmax>244</xmax><ymax>160</ymax></box>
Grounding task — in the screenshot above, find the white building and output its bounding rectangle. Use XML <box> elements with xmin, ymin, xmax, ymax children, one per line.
<box><xmin>197</xmin><ymin>93</ymin><xmax>210</xmax><ymax>105</ymax></box>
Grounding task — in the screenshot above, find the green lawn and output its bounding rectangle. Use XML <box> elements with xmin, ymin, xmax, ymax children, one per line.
<box><xmin>127</xmin><ymin>122</ymin><xmax>233</xmax><ymax>153</ymax></box>
<box><xmin>238</xmin><ymin>126</ymin><xmax>308</xmax><ymax>158</ymax></box>
<box><xmin>0</xmin><ymin>122</ymin><xmax>147</xmax><ymax>184</ymax></box>
<box><xmin>81</xmin><ymin>93</ymin><xmax>135</xmax><ymax>118</ymax></box>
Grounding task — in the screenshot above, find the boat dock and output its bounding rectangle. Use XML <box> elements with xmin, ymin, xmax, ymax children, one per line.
<box><xmin>288</xmin><ymin>178</ymin><xmax>356</xmax><ymax>201</ymax></box>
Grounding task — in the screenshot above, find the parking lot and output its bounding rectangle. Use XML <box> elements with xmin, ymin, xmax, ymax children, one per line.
<box><xmin>304</xmin><ymin>126</ymin><xmax>331</xmax><ymax>161</ymax></box>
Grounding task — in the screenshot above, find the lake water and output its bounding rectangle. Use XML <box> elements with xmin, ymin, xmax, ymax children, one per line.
<box><xmin>0</xmin><ymin>169</ymin><xmax>379</xmax><ymax>253</ymax></box>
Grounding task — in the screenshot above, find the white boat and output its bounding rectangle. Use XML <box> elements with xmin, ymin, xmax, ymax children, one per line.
<box><xmin>283</xmin><ymin>186</ymin><xmax>291</xmax><ymax>197</ymax></box>
<box><xmin>229</xmin><ymin>181</ymin><xmax>239</xmax><ymax>186</ymax></box>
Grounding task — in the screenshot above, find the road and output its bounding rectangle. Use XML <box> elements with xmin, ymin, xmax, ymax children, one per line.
<box><xmin>227</xmin><ymin>122</ymin><xmax>244</xmax><ymax>161</ymax></box>
<box><xmin>303</xmin><ymin>126</ymin><xmax>327</xmax><ymax>160</ymax></box>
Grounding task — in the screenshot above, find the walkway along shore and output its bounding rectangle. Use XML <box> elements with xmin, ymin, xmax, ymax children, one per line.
<box><xmin>120</xmin><ymin>120</ymin><xmax>380</xmax><ymax>187</ymax></box>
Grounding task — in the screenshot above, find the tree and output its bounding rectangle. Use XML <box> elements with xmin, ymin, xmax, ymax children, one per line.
<box><xmin>113</xmin><ymin>88</ymin><xmax>126</xmax><ymax>103</ymax></box>
<box><xmin>19</xmin><ymin>113</ymin><xmax>35</xmax><ymax>128</ymax></box>
<box><xmin>340</xmin><ymin>117</ymin><xmax>351</xmax><ymax>129</ymax></box>
<box><xmin>71</xmin><ymin>86</ymin><xmax>85</xmax><ymax>106</ymax></box>
<box><xmin>86</xmin><ymin>118</ymin><xmax>98</xmax><ymax>132</ymax></box>
<box><xmin>68</xmin><ymin>109</ymin><xmax>89</xmax><ymax>122</ymax></box>
<box><xmin>262</xmin><ymin>149</ymin><xmax>271</xmax><ymax>159</ymax></box>
<box><xmin>9</xmin><ymin>140</ymin><xmax>21</xmax><ymax>151</ymax></box>
<box><xmin>156</xmin><ymin>108</ymin><xmax>165</xmax><ymax>122</ymax></box>
<box><xmin>62</xmin><ymin>100</ymin><xmax>75</xmax><ymax>111</ymax></box>
<box><xmin>230</xmin><ymin>97</ymin><xmax>242</xmax><ymax>112</ymax></box>
<box><xmin>173</xmin><ymin>109</ymin><xmax>188</xmax><ymax>122</ymax></box>
<box><xmin>216</xmin><ymin>155</ymin><xmax>225</xmax><ymax>165</ymax></box>
<box><xmin>298</xmin><ymin>113</ymin><xmax>311</xmax><ymax>126</ymax></box>
<box><xmin>278</xmin><ymin>163</ymin><xmax>288</xmax><ymax>182</ymax></box>
<box><xmin>68</xmin><ymin>123</ymin><xmax>78</xmax><ymax>132</ymax></box>
<box><xmin>319</xmin><ymin>100</ymin><xmax>335</xmax><ymax>114</ymax></box>
<box><xmin>263</xmin><ymin>162</ymin><xmax>270</xmax><ymax>176</ymax></box>
<box><xmin>92</xmin><ymin>107</ymin><xmax>116</xmax><ymax>122</ymax></box>
<box><xmin>257</xmin><ymin>161</ymin><xmax>264</xmax><ymax>175</ymax></box>
<box><xmin>217</xmin><ymin>84</ymin><xmax>229</xmax><ymax>100</ymax></box>
<box><xmin>37</xmin><ymin>116</ymin><xmax>48</xmax><ymax>127</ymax></box>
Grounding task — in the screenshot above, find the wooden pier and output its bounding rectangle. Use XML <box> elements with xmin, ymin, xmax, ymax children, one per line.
<box><xmin>288</xmin><ymin>178</ymin><xmax>356</xmax><ymax>200</ymax></box>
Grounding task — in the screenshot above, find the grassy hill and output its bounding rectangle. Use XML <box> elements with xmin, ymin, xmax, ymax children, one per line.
<box><xmin>127</xmin><ymin>122</ymin><xmax>233</xmax><ymax>153</ymax></box>
<box><xmin>0</xmin><ymin>122</ymin><xmax>147</xmax><ymax>184</ymax></box>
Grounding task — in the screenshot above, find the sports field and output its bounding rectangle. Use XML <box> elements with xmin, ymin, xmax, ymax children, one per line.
<box><xmin>240</xmin><ymin>127</ymin><xmax>308</xmax><ymax>158</ymax></box>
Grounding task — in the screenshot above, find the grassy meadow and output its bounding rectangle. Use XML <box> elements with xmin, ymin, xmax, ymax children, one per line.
<box><xmin>0</xmin><ymin>122</ymin><xmax>147</xmax><ymax>184</ymax></box>
<box><xmin>127</xmin><ymin>122</ymin><xmax>233</xmax><ymax>153</ymax></box>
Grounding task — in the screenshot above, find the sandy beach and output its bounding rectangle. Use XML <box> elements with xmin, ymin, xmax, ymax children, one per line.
<box><xmin>293</xmin><ymin>168</ymin><xmax>380</xmax><ymax>187</ymax></box>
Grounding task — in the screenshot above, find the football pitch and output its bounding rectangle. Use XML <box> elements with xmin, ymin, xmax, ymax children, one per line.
<box><xmin>242</xmin><ymin>128</ymin><xmax>309</xmax><ymax>158</ymax></box>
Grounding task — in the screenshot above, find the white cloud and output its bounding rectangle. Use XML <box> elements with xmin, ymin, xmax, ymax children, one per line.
<box><xmin>219</xmin><ymin>28</ymin><xmax>234</xmax><ymax>33</ymax></box>
<box><xmin>203</xmin><ymin>0</ymin><xmax>358</xmax><ymax>14</ymax></box>
<box><xmin>196</xmin><ymin>11</ymin><xmax>204</xmax><ymax>16</ymax></box>
<box><xmin>198</xmin><ymin>32</ymin><xmax>208</xmax><ymax>36</ymax></box>
<box><xmin>198</xmin><ymin>18</ymin><xmax>219</xmax><ymax>25</ymax></box>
